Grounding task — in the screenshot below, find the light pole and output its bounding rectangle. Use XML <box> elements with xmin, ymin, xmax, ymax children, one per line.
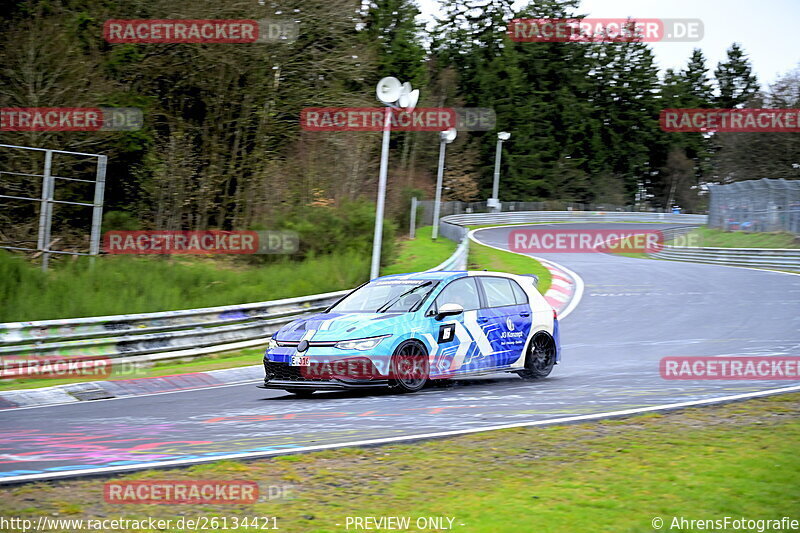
<box><xmin>432</xmin><ymin>128</ymin><xmax>457</xmax><ymax>240</ymax></box>
<box><xmin>371</xmin><ymin>77</ymin><xmax>419</xmax><ymax>280</ymax></box>
<box><xmin>489</xmin><ymin>131</ymin><xmax>510</xmax><ymax>213</ymax></box>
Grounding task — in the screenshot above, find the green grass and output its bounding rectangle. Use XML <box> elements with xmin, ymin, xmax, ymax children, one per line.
<box><xmin>612</xmin><ymin>227</ymin><xmax>800</xmax><ymax>260</ymax></box>
<box><xmin>1</xmin><ymin>394</ymin><xmax>797</xmax><ymax>532</ymax></box>
<box><xmin>468</xmin><ymin>238</ymin><xmax>552</xmax><ymax>294</ymax></box>
<box><xmin>675</xmin><ymin>227</ymin><xmax>800</xmax><ymax>249</ymax></box>
<box><xmin>0</xmin><ymin>251</ymin><xmax>369</xmax><ymax>322</ymax></box>
<box><xmin>0</xmin><ymin>347</ymin><xmax>263</xmax><ymax>391</ymax></box>
<box><xmin>381</xmin><ymin>226</ymin><xmax>457</xmax><ymax>275</ymax></box>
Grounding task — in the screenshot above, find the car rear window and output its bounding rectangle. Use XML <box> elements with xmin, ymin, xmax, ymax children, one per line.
<box><xmin>480</xmin><ymin>277</ymin><xmax>517</xmax><ymax>308</ymax></box>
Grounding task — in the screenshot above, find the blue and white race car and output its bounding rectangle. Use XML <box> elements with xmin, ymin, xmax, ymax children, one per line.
<box><xmin>261</xmin><ymin>271</ymin><xmax>559</xmax><ymax>396</ymax></box>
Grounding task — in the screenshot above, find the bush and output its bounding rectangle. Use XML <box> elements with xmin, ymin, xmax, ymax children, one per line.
<box><xmin>275</xmin><ymin>200</ymin><xmax>397</xmax><ymax>265</ymax></box>
<box><xmin>102</xmin><ymin>211</ymin><xmax>141</xmax><ymax>231</ymax></box>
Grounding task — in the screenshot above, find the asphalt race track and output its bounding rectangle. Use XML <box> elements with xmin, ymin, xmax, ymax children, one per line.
<box><xmin>1</xmin><ymin>223</ymin><xmax>799</xmax><ymax>482</ymax></box>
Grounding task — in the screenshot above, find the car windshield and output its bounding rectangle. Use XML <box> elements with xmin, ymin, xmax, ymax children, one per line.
<box><xmin>329</xmin><ymin>280</ymin><xmax>436</xmax><ymax>313</ymax></box>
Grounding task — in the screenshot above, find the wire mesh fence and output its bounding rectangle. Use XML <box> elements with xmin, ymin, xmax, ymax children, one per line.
<box><xmin>708</xmin><ymin>179</ymin><xmax>800</xmax><ymax>234</ymax></box>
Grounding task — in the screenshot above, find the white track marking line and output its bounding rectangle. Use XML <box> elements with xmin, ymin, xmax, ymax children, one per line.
<box><xmin>2</xmin><ymin>383</ymin><xmax>799</xmax><ymax>484</ymax></box>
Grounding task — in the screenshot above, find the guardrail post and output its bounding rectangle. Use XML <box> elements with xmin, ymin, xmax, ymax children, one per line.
<box><xmin>89</xmin><ymin>155</ymin><xmax>108</xmax><ymax>263</ymax></box>
<box><xmin>410</xmin><ymin>197</ymin><xmax>417</xmax><ymax>239</ymax></box>
<box><xmin>36</xmin><ymin>150</ymin><xmax>55</xmax><ymax>272</ymax></box>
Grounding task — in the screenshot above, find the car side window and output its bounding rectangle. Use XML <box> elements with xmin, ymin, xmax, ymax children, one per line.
<box><xmin>510</xmin><ymin>280</ymin><xmax>528</xmax><ymax>305</ymax></box>
<box><xmin>432</xmin><ymin>277</ymin><xmax>481</xmax><ymax>312</ymax></box>
<box><xmin>480</xmin><ymin>277</ymin><xmax>517</xmax><ymax>308</ymax></box>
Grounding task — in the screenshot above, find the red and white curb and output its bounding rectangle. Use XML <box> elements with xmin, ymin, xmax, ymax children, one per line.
<box><xmin>468</xmin><ymin>228</ymin><xmax>584</xmax><ymax>319</ymax></box>
<box><xmin>538</xmin><ymin>259</ymin><xmax>580</xmax><ymax>316</ymax></box>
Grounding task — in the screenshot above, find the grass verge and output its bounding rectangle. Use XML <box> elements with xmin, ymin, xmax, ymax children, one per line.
<box><xmin>676</xmin><ymin>227</ymin><xmax>799</xmax><ymax>249</ymax></box>
<box><xmin>0</xmin><ymin>251</ymin><xmax>369</xmax><ymax>322</ymax></box>
<box><xmin>381</xmin><ymin>226</ymin><xmax>456</xmax><ymax>276</ymax></box>
<box><xmin>468</xmin><ymin>236</ymin><xmax>552</xmax><ymax>294</ymax></box>
<box><xmin>1</xmin><ymin>394</ymin><xmax>798</xmax><ymax>532</ymax></box>
<box><xmin>0</xmin><ymin>348</ymin><xmax>264</xmax><ymax>392</ymax></box>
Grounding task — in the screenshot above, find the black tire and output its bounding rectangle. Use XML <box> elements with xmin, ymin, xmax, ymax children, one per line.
<box><xmin>517</xmin><ymin>332</ymin><xmax>557</xmax><ymax>380</ymax></box>
<box><xmin>285</xmin><ymin>388</ymin><xmax>315</xmax><ymax>397</ymax></box>
<box><xmin>389</xmin><ymin>340</ymin><xmax>429</xmax><ymax>393</ymax></box>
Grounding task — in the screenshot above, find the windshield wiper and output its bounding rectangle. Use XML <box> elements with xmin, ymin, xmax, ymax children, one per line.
<box><xmin>376</xmin><ymin>281</ymin><xmax>432</xmax><ymax>313</ymax></box>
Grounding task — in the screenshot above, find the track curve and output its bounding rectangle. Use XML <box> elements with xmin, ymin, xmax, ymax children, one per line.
<box><xmin>1</xmin><ymin>223</ymin><xmax>798</xmax><ymax>483</ymax></box>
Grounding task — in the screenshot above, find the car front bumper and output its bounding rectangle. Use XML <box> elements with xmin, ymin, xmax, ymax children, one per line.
<box><xmin>261</xmin><ymin>359</ymin><xmax>390</xmax><ymax>390</ymax></box>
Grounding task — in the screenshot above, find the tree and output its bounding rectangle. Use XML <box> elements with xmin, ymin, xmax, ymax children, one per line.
<box><xmin>713</xmin><ymin>67</ymin><xmax>800</xmax><ymax>181</ymax></box>
<box><xmin>681</xmin><ymin>49</ymin><xmax>715</xmax><ymax>107</ymax></box>
<box><xmin>587</xmin><ymin>37</ymin><xmax>662</xmax><ymax>201</ymax></box>
<box><xmin>362</xmin><ymin>0</ymin><xmax>427</xmax><ymax>87</ymax></box>
<box><xmin>715</xmin><ymin>43</ymin><xmax>759</xmax><ymax>108</ymax></box>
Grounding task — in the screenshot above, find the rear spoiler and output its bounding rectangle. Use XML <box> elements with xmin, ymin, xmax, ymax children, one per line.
<box><xmin>520</xmin><ymin>274</ymin><xmax>539</xmax><ymax>288</ymax></box>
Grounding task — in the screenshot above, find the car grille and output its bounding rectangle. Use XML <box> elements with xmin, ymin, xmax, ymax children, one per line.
<box><xmin>264</xmin><ymin>359</ymin><xmax>383</xmax><ymax>382</ymax></box>
<box><xmin>264</xmin><ymin>360</ymin><xmax>320</xmax><ymax>382</ymax></box>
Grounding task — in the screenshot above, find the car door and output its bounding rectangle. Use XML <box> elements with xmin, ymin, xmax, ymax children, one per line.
<box><xmin>425</xmin><ymin>276</ymin><xmax>483</xmax><ymax>377</ymax></box>
<box><xmin>476</xmin><ymin>276</ymin><xmax>532</xmax><ymax>367</ymax></box>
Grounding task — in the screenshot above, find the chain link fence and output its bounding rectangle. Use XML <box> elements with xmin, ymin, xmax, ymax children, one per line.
<box><xmin>708</xmin><ymin>179</ymin><xmax>800</xmax><ymax>234</ymax></box>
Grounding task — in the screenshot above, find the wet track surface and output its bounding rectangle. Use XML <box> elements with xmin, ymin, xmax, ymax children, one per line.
<box><xmin>1</xmin><ymin>223</ymin><xmax>799</xmax><ymax>481</ymax></box>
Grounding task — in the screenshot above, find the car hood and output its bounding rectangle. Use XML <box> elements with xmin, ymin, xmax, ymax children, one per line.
<box><xmin>274</xmin><ymin>312</ymin><xmax>418</xmax><ymax>342</ymax></box>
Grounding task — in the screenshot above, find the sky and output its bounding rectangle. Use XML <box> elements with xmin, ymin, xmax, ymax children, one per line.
<box><xmin>416</xmin><ymin>0</ymin><xmax>800</xmax><ymax>87</ymax></box>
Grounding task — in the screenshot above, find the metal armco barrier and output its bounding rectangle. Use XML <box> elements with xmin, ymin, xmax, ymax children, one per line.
<box><xmin>0</xmin><ymin>291</ymin><xmax>348</xmax><ymax>361</ymax></box>
<box><xmin>438</xmin><ymin>211</ymin><xmax>798</xmax><ymax>273</ymax></box>
<box><xmin>0</xmin><ymin>238</ymin><xmax>470</xmax><ymax>365</ymax></box>
<box><xmin>650</xmin><ymin>246</ymin><xmax>800</xmax><ymax>272</ymax></box>
<box><xmin>9</xmin><ymin>210</ymin><xmax>792</xmax><ymax>367</ymax></box>
<box><xmin>441</xmin><ymin>211</ymin><xmax>708</xmax><ymax>227</ymax></box>
<box><xmin>426</xmin><ymin>234</ymin><xmax>469</xmax><ymax>271</ymax></box>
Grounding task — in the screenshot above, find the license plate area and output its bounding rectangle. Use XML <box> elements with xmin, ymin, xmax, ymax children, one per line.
<box><xmin>290</xmin><ymin>355</ymin><xmax>310</xmax><ymax>367</ymax></box>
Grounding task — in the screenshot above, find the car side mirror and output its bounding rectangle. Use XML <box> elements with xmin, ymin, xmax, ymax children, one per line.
<box><xmin>435</xmin><ymin>303</ymin><xmax>464</xmax><ymax>320</ymax></box>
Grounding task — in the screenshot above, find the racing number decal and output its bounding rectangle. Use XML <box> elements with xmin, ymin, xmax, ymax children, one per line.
<box><xmin>438</xmin><ymin>324</ymin><xmax>455</xmax><ymax>343</ymax></box>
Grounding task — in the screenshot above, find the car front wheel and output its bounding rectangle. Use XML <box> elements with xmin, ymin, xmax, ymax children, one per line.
<box><xmin>389</xmin><ymin>340</ymin><xmax>429</xmax><ymax>393</ymax></box>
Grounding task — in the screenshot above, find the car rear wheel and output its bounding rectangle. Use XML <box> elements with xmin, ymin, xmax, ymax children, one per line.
<box><xmin>285</xmin><ymin>388</ymin><xmax>315</xmax><ymax>397</ymax></box>
<box><xmin>517</xmin><ymin>332</ymin><xmax>556</xmax><ymax>380</ymax></box>
<box><xmin>389</xmin><ymin>340</ymin><xmax>429</xmax><ymax>393</ymax></box>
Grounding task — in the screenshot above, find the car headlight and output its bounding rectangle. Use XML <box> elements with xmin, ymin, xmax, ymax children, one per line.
<box><xmin>267</xmin><ymin>337</ymin><xmax>279</xmax><ymax>350</ymax></box>
<box><xmin>335</xmin><ymin>335</ymin><xmax>390</xmax><ymax>351</ymax></box>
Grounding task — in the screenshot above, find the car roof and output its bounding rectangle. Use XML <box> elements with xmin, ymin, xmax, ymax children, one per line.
<box><xmin>373</xmin><ymin>271</ymin><xmax>466</xmax><ymax>283</ymax></box>
<box><xmin>373</xmin><ymin>271</ymin><xmax>519</xmax><ymax>283</ymax></box>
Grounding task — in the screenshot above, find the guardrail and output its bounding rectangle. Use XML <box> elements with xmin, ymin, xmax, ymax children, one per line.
<box><xmin>4</xmin><ymin>211</ymin><xmax>736</xmax><ymax>367</ymax></box>
<box><xmin>426</xmin><ymin>234</ymin><xmax>469</xmax><ymax>271</ymax></box>
<box><xmin>650</xmin><ymin>246</ymin><xmax>800</xmax><ymax>272</ymax></box>
<box><xmin>441</xmin><ymin>211</ymin><xmax>708</xmax><ymax>227</ymax></box>
<box><xmin>0</xmin><ymin>291</ymin><xmax>349</xmax><ymax>360</ymax></box>
<box><xmin>0</xmin><ymin>235</ymin><xmax>470</xmax><ymax>366</ymax></box>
